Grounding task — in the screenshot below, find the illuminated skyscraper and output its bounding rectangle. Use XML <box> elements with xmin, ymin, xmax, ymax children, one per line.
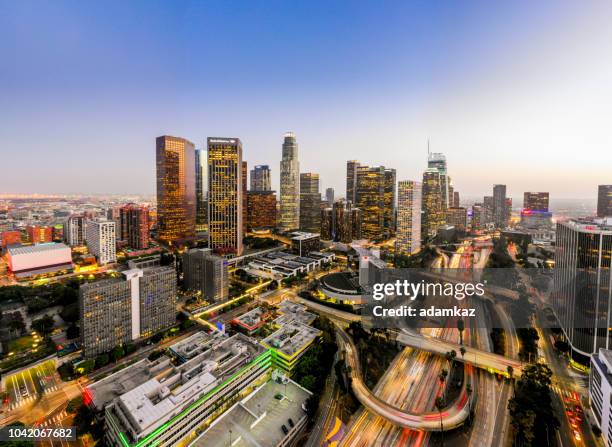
<box><xmin>207</xmin><ymin>137</ymin><xmax>243</xmax><ymax>256</ymax></box>
<box><xmin>346</xmin><ymin>160</ymin><xmax>360</xmax><ymax>204</ymax></box>
<box><xmin>195</xmin><ymin>148</ymin><xmax>208</xmax><ymax>232</ymax></box>
<box><xmin>300</xmin><ymin>173</ymin><xmax>321</xmax><ymax>233</ymax></box>
<box><xmin>156</xmin><ymin>135</ymin><xmax>196</xmax><ymax>246</ymax></box>
<box><xmin>446</xmin><ymin>207</ymin><xmax>468</xmax><ymax>231</ymax></box>
<box><xmin>321</xmin><ymin>200</ymin><xmax>361</xmax><ymax>243</ymax></box>
<box><xmin>427</xmin><ymin>152</ymin><xmax>449</xmax><ymax>208</ymax></box>
<box><xmin>383</xmin><ymin>168</ymin><xmax>396</xmax><ymax>235</ymax></box>
<box><xmin>86</xmin><ymin>218</ymin><xmax>117</xmax><ymax>265</ymax></box>
<box><xmin>246</xmin><ymin>191</ymin><xmax>277</xmax><ymax>230</ymax></box>
<box><xmin>242</xmin><ymin>161</ymin><xmax>248</xmax><ymax>234</ymax></box>
<box><xmin>421</xmin><ymin>168</ymin><xmax>445</xmax><ymax>239</ymax></box>
<box><xmin>119</xmin><ymin>204</ymin><xmax>150</xmax><ymax>249</ymax></box>
<box><xmin>396</xmin><ymin>181</ymin><xmax>422</xmax><ymax>255</ymax></box>
<box><xmin>523</xmin><ymin>192</ymin><xmax>549</xmax><ymax>212</ymax></box>
<box><xmin>250</xmin><ymin>165</ymin><xmax>271</xmax><ymax>191</ymax></box>
<box><xmin>355</xmin><ymin>165</ymin><xmax>385</xmax><ymax>240</ymax></box>
<box><xmin>493</xmin><ymin>184</ymin><xmax>508</xmax><ymax>228</ymax></box>
<box><xmin>597</xmin><ymin>185</ymin><xmax>612</xmax><ymax>218</ymax></box>
<box><xmin>279</xmin><ymin>132</ymin><xmax>300</xmax><ymax>231</ymax></box>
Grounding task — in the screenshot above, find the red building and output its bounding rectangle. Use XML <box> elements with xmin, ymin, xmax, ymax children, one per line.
<box><xmin>26</xmin><ymin>226</ymin><xmax>53</xmax><ymax>244</ymax></box>
<box><xmin>119</xmin><ymin>204</ymin><xmax>150</xmax><ymax>250</ymax></box>
<box><xmin>0</xmin><ymin>230</ymin><xmax>22</xmax><ymax>248</ymax></box>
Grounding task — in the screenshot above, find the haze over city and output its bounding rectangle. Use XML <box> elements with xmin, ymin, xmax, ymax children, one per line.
<box><xmin>1</xmin><ymin>0</ymin><xmax>612</xmax><ymax>198</ymax></box>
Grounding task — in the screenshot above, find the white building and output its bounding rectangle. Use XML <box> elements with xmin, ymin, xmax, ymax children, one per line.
<box><xmin>395</xmin><ymin>180</ymin><xmax>422</xmax><ymax>255</ymax></box>
<box><xmin>86</xmin><ymin>218</ymin><xmax>116</xmax><ymax>265</ymax></box>
<box><xmin>65</xmin><ymin>214</ymin><xmax>86</xmax><ymax>246</ymax></box>
<box><xmin>590</xmin><ymin>348</ymin><xmax>612</xmax><ymax>445</ymax></box>
<box><xmin>7</xmin><ymin>243</ymin><xmax>73</xmax><ymax>278</ymax></box>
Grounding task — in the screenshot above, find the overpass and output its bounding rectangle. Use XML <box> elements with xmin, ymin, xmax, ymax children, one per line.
<box><xmin>336</xmin><ymin>326</ymin><xmax>473</xmax><ymax>431</ymax></box>
<box><xmin>291</xmin><ymin>295</ymin><xmax>523</xmax><ymax>376</ymax></box>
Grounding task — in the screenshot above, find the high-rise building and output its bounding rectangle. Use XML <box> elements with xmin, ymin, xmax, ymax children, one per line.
<box><xmin>195</xmin><ymin>148</ymin><xmax>208</xmax><ymax>232</ymax></box>
<box><xmin>120</xmin><ymin>204</ymin><xmax>150</xmax><ymax>249</ymax></box>
<box><xmin>107</xmin><ymin>206</ymin><xmax>122</xmax><ymax>240</ymax></box>
<box><xmin>427</xmin><ymin>152</ymin><xmax>449</xmax><ymax>208</ymax></box>
<box><xmin>483</xmin><ymin>196</ymin><xmax>495</xmax><ymax>225</ymax></box>
<box><xmin>320</xmin><ymin>208</ymin><xmax>333</xmax><ymax>240</ymax></box>
<box><xmin>326</xmin><ymin>188</ymin><xmax>334</xmax><ymax>207</ymax></box>
<box><xmin>396</xmin><ymin>181</ymin><xmax>422</xmax><ymax>255</ymax></box>
<box><xmin>355</xmin><ymin>165</ymin><xmax>386</xmax><ymax>240</ymax></box>
<box><xmin>453</xmin><ymin>191</ymin><xmax>460</xmax><ymax>208</ymax></box>
<box><xmin>250</xmin><ymin>165</ymin><xmax>272</xmax><ymax>191</ymax></box>
<box><xmin>182</xmin><ymin>248</ymin><xmax>228</xmax><ymax>301</ymax></box>
<box><xmin>207</xmin><ymin>137</ymin><xmax>243</xmax><ymax>256</ymax></box>
<box><xmin>448</xmin><ymin>182</ymin><xmax>455</xmax><ymax>208</ymax></box>
<box><xmin>86</xmin><ymin>219</ymin><xmax>116</xmax><ymax>265</ymax></box>
<box><xmin>320</xmin><ymin>200</ymin><xmax>362</xmax><ymax>243</ymax></box>
<box><xmin>421</xmin><ymin>168</ymin><xmax>446</xmax><ymax>239</ymax></box>
<box><xmin>242</xmin><ymin>161</ymin><xmax>248</xmax><ymax>234</ymax></box>
<box><xmin>0</xmin><ymin>230</ymin><xmax>21</xmax><ymax>248</ymax></box>
<box><xmin>598</xmin><ymin>185</ymin><xmax>612</xmax><ymax>218</ymax></box>
<box><xmin>65</xmin><ymin>214</ymin><xmax>86</xmax><ymax>246</ymax></box>
<box><xmin>471</xmin><ymin>204</ymin><xmax>484</xmax><ymax>230</ymax></box>
<box><xmin>26</xmin><ymin>225</ymin><xmax>52</xmax><ymax>244</ymax></box>
<box><xmin>589</xmin><ymin>348</ymin><xmax>612</xmax><ymax>446</ymax></box>
<box><xmin>299</xmin><ymin>173</ymin><xmax>321</xmax><ymax>233</ymax></box>
<box><xmin>523</xmin><ymin>192</ymin><xmax>549</xmax><ymax>212</ymax></box>
<box><xmin>279</xmin><ymin>132</ymin><xmax>300</xmax><ymax>231</ymax></box>
<box><xmin>156</xmin><ymin>135</ymin><xmax>196</xmax><ymax>246</ymax></box>
<box><xmin>246</xmin><ymin>191</ymin><xmax>277</xmax><ymax>230</ymax></box>
<box><xmin>552</xmin><ymin>218</ymin><xmax>612</xmax><ymax>366</ymax></box>
<box><xmin>383</xmin><ymin>168</ymin><xmax>396</xmax><ymax>235</ymax></box>
<box><xmin>493</xmin><ymin>184</ymin><xmax>508</xmax><ymax>228</ymax></box>
<box><xmin>446</xmin><ymin>207</ymin><xmax>468</xmax><ymax>230</ymax></box>
<box><xmin>79</xmin><ymin>266</ymin><xmax>176</xmax><ymax>357</ymax></box>
<box><xmin>346</xmin><ymin>160</ymin><xmax>360</xmax><ymax>204</ymax></box>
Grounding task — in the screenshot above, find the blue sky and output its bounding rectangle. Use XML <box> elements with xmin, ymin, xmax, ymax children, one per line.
<box><xmin>1</xmin><ymin>0</ymin><xmax>611</xmax><ymax>199</ymax></box>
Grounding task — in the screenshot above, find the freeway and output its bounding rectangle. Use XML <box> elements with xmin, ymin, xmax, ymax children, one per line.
<box><xmin>336</xmin><ymin>326</ymin><xmax>472</xmax><ymax>431</ymax></box>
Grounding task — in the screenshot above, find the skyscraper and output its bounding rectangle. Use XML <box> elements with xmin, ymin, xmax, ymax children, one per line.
<box><xmin>156</xmin><ymin>135</ymin><xmax>196</xmax><ymax>246</ymax></box>
<box><xmin>453</xmin><ymin>191</ymin><xmax>460</xmax><ymax>208</ymax></box>
<box><xmin>242</xmin><ymin>161</ymin><xmax>248</xmax><ymax>234</ymax></box>
<box><xmin>523</xmin><ymin>192</ymin><xmax>549</xmax><ymax>212</ymax></box>
<box><xmin>446</xmin><ymin>207</ymin><xmax>468</xmax><ymax>230</ymax></box>
<box><xmin>65</xmin><ymin>214</ymin><xmax>86</xmax><ymax>246</ymax></box>
<box><xmin>182</xmin><ymin>248</ymin><xmax>228</xmax><ymax>301</ymax></box>
<box><xmin>396</xmin><ymin>181</ymin><xmax>422</xmax><ymax>255</ymax></box>
<box><xmin>346</xmin><ymin>160</ymin><xmax>360</xmax><ymax>204</ymax></box>
<box><xmin>119</xmin><ymin>204</ymin><xmax>150</xmax><ymax>249</ymax></box>
<box><xmin>598</xmin><ymin>185</ymin><xmax>612</xmax><ymax>218</ymax></box>
<box><xmin>552</xmin><ymin>219</ymin><xmax>612</xmax><ymax>365</ymax></box>
<box><xmin>250</xmin><ymin>165</ymin><xmax>272</xmax><ymax>191</ymax></box>
<box><xmin>493</xmin><ymin>184</ymin><xmax>508</xmax><ymax>228</ymax></box>
<box><xmin>421</xmin><ymin>168</ymin><xmax>445</xmax><ymax>239</ymax></box>
<box><xmin>246</xmin><ymin>191</ymin><xmax>277</xmax><ymax>230</ymax></box>
<box><xmin>195</xmin><ymin>148</ymin><xmax>208</xmax><ymax>232</ymax></box>
<box><xmin>483</xmin><ymin>196</ymin><xmax>495</xmax><ymax>225</ymax></box>
<box><xmin>321</xmin><ymin>200</ymin><xmax>362</xmax><ymax>243</ymax></box>
<box><xmin>279</xmin><ymin>132</ymin><xmax>300</xmax><ymax>231</ymax></box>
<box><xmin>86</xmin><ymin>219</ymin><xmax>116</xmax><ymax>265</ymax></box>
<box><xmin>355</xmin><ymin>165</ymin><xmax>385</xmax><ymax>240</ymax></box>
<box><xmin>427</xmin><ymin>152</ymin><xmax>449</xmax><ymax>208</ymax></box>
<box><xmin>207</xmin><ymin>137</ymin><xmax>243</xmax><ymax>256</ymax></box>
<box><xmin>326</xmin><ymin>187</ymin><xmax>334</xmax><ymax>207</ymax></box>
<box><xmin>299</xmin><ymin>173</ymin><xmax>321</xmax><ymax>233</ymax></box>
<box><xmin>383</xmin><ymin>168</ymin><xmax>396</xmax><ymax>235</ymax></box>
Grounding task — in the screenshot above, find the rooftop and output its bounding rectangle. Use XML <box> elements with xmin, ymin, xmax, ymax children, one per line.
<box><xmin>290</xmin><ymin>231</ymin><xmax>320</xmax><ymax>241</ymax></box>
<box><xmin>8</xmin><ymin>242</ymin><xmax>70</xmax><ymax>255</ymax></box>
<box><xmin>262</xmin><ymin>320</ymin><xmax>321</xmax><ymax>360</ymax></box>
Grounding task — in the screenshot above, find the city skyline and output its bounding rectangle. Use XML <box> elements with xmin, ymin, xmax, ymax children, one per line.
<box><xmin>1</xmin><ymin>1</ymin><xmax>612</xmax><ymax>198</ymax></box>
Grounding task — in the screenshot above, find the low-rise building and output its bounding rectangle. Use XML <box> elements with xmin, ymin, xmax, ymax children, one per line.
<box><xmin>6</xmin><ymin>243</ymin><xmax>73</xmax><ymax>279</ymax></box>
<box><xmin>290</xmin><ymin>231</ymin><xmax>320</xmax><ymax>256</ymax></box>
<box><xmin>590</xmin><ymin>348</ymin><xmax>612</xmax><ymax>445</ymax></box>
<box><xmin>247</xmin><ymin>251</ymin><xmax>334</xmax><ymax>280</ymax></box>
<box><xmin>182</xmin><ymin>248</ymin><xmax>229</xmax><ymax>301</ymax></box>
<box><xmin>232</xmin><ymin>307</ymin><xmax>272</xmax><ymax>334</ymax></box>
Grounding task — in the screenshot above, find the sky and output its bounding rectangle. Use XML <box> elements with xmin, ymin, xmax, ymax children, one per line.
<box><xmin>1</xmin><ymin>0</ymin><xmax>611</xmax><ymax>200</ymax></box>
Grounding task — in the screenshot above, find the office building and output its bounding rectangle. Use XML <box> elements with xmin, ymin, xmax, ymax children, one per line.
<box><xmin>195</xmin><ymin>148</ymin><xmax>208</xmax><ymax>232</ymax></box>
<box><xmin>250</xmin><ymin>165</ymin><xmax>272</xmax><ymax>191</ymax></box>
<box><xmin>453</xmin><ymin>191</ymin><xmax>460</xmax><ymax>208</ymax></box>
<box><xmin>299</xmin><ymin>173</ymin><xmax>321</xmax><ymax>233</ymax></box>
<box><xmin>207</xmin><ymin>137</ymin><xmax>243</xmax><ymax>256</ymax></box>
<box><xmin>421</xmin><ymin>168</ymin><xmax>446</xmax><ymax>239</ymax></box>
<box><xmin>589</xmin><ymin>349</ymin><xmax>612</xmax><ymax>445</ymax></box>
<box><xmin>346</xmin><ymin>160</ymin><xmax>360</xmax><ymax>204</ymax></box>
<box><xmin>86</xmin><ymin>219</ymin><xmax>116</xmax><ymax>265</ymax></box>
<box><xmin>247</xmin><ymin>250</ymin><xmax>334</xmax><ymax>280</ymax></box>
<box><xmin>89</xmin><ymin>332</ymin><xmax>271</xmax><ymax>447</ymax></box>
<box><xmin>383</xmin><ymin>168</ymin><xmax>396</xmax><ymax>234</ymax></box>
<box><xmin>395</xmin><ymin>181</ymin><xmax>422</xmax><ymax>255</ymax></box>
<box><xmin>355</xmin><ymin>165</ymin><xmax>385</xmax><ymax>240</ymax></box>
<box><xmin>471</xmin><ymin>204</ymin><xmax>484</xmax><ymax>230</ymax></box>
<box><xmin>320</xmin><ymin>208</ymin><xmax>333</xmax><ymax>240</ymax></box>
<box><xmin>0</xmin><ymin>230</ymin><xmax>21</xmax><ymax>249</ymax></box>
<box><xmin>182</xmin><ymin>248</ymin><xmax>228</xmax><ymax>301</ymax></box>
<box><xmin>427</xmin><ymin>152</ymin><xmax>449</xmax><ymax>208</ymax></box>
<box><xmin>6</xmin><ymin>243</ymin><xmax>72</xmax><ymax>279</ymax></box>
<box><xmin>448</xmin><ymin>182</ymin><xmax>455</xmax><ymax>207</ymax></box>
<box><xmin>65</xmin><ymin>214</ymin><xmax>86</xmax><ymax>246</ymax></box>
<box><xmin>290</xmin><ymin>231</ymin><xmax>320</xmax><ymax>256</ymax></box>
<box><xmin>279</xmin><ymin>132</ymin><xmax>300</xmax><ymax>231</ymax></box>
<box><xmin>26</xmin><ymin>225</ymin><xmax>52</xmax><ymax>244</ymax></box>
<box><xmin>483</xmin><ymin>196</ymin><xmax>495</xmax><ymax>226</ymax></box>
<box><xmin>324</xmin><ymin>200</ymin><xmax>362</xmax><ymax>243</ymax></box>
<box><xmin>552</xmin><ymin>218</ymin><xmax>612</xmax><ymax>366</ymax></box>
<box><xmin>79</xmin><ymin>266</ymin><xmax>176</xmax><ymax>358</ymax></box>
<box><xmin>493</xmin><ymin>184</ymin><xmax>508</xmax><ymax>228</ymax></box>
<box><xmin>52</xmin><ymin>224</ymin><xmax>64</xmax><ymax>242</ymax></box>
<box><xmin>598</xmin><ymin>185</ymin><xmax>612</xmax><ymax>218</ymax></box>
<box><xmin>242</xmin><ymin>161</ymin><xmax>248</xmax><ymax>234</ymax></box>
<box><xmin>446</xmin><ymin>207</ymin><xmax>468</xmax><ymax>231</ymax></box>
<box><xmin>246</xmin><ymin>190</ymin><xmax>277</xmax><ymax>230</ymax></box>
<box><xmin>326</xmin><ymin>187</ymin><xmax>334</xmax><ymax>207</ymax></box>
<box><xmin>523</xmin><ymin>192</ymin><xmax>549</xmax><ymax>212</ymax></box>
<box><xmin>156</xmin><ymin>135</ymin><xmax>196</xmax><ymax>246</ymax></box>
<box><xmin>107</xmin><ymin>206</ymin><xmax>122</xmax><ymax>240</ymax></box>
<box><xmin>119</xmin><ymin>204</ymin><xmax>150</xmax><ymax>249</ymax></box>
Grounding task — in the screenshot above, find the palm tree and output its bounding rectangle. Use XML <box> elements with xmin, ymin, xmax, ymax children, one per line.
<box><xmin>460</xmin><ymin>346</ymin><xmax>466</xmax><ymax>359</ymax></box>
<box><xmin>435</xmin><ymin>396</ymin><xmax>445</xmax><ymax>446</ymax></box>
<box><xmin>439</xmin><ymin>368</ymin><xmax>448</xmax><ymax>399</ymax></box>
<box><xmin>457</xmin><ymin>319</ymin><xmax>465</xmax><ymax>345</ymax></box>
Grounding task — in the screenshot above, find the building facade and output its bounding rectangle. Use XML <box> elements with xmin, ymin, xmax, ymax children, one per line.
<box><xmin>86</xmin><ymin>219</ymin><xmax>117</xmax><ymax>265</ymax></box>
<box><xmin>299</xmin><ymin>173</ymin><xmax>321</xmax><ymax>233</ymax></box>
<box><xmin>195</xmin><ymin>148</ymin><xmax>208</xmax><ymax>232</ymax></box>
<box><xmin>346</xmin><ymin>160</ymin><xmax>360</xmax><ymax>204</ymax></box>
<box><xmin>279</xmin><ymin>132</ymin><xmax>300</xmax><ymax>231</ymax></box>
<box><xmin>355</xmin><ymin>165</ymin><xmax>385</xmax><ymax>240</ymax></box>
<box><xmin>427</xmin><ymin>152</ymin><xmax>449</xmax><ymax>208</ymax></box>
<box><xmin>446</xmin><ymin>207</ymin><xmax>468</xmax><ymax>231</ymax></box>
<box><xmin>65</xmin><ymin>214</ymin><xmax>86</xmax><ymax>246</ymax></box>
<box><xmin>421</xmin><ymin>168</ymin><xmax>445</xmax><ymax>239</ymax></box>
<box><xmin>26</xmin><ymin>225</ymin><xmax>52</xmax><ymax>244</ymax></box>
<box><xmin>395</xmin><ymin>181</ymin><xmax>422</xmax><ymax>255</ymax></box>
<box><xmin>207</xmin><ymin>137</ymin><xmax>243</xmax><ymax>256</ymax></box>
<box><xmin>590</xmin><ymin>349</ymin><xmax>612</xmax><ymax>446</ymax></box>
<box><xmin>325</xmin><ymin>187</ymin><xmax>334</xmax><ymax>207</ymax></box>
<box><xmin>598</xmin><ymin>185</ymin><xmax>612</xmax><ymax>218</ymax></box>
<box><xmin>156</xmin><ymin>135</ymin><xmax>196</xmax><ymax>246</ymax></box>
<box><xmin>182</xmin><ymin>248</ymin><xmax>228</xmax><ymax>301</ymax></box>
<box><xmin>250</xmin><ymin>165</ymin><xmax>272</xmax><ymax>191</ymax></box>
<box><xmin>493</xmin><ymin>184</ymin><xmax>508</xmax><ymax>228</ymax></box>
<box><xmin>119</xmin><ymin>204</ymin><xmax>150</xmax><ymax>249</ymax></box>
<box><xmin>246</xmin><ymin>191</ymin><xmax>277</xmax><ymax>230</ymax></box>
<box><xmin>383</xmin><ymin>168</ymin><xmax>396</xmax><ymax>235</ymax></box>
<box><xmin>523</xmin><ymin>192</ymin><xmax>549</xmax><ymax>212</ymax></box>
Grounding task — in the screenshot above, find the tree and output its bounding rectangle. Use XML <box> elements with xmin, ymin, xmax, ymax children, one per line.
<box><xmin>439</xmin><ymin>369</ymin><xmax>448</xmax><ymax>399</ymax></box>
<box><xmin>435</xmin><ymin>396</ymin><xmax>445</xmax><ymax>445</ymax></box>
<box><xmin>66</xmin><ymin>324</ymin><xmax>80</xmax><ymax>340</ymax></box>
<box><xmin>445</xmin><ymin>350</ymin><xmax>456</xmax><ymax>368</ymax></box>
<box><xmin>31</xmin><ymin>314</ymin><xmax>55</xmax><ymax>336</ymax></box>
<box><xmin>110</xmin><ymin>345</ymin><xmax>125</xmax><ymax>362</ymax></box>
<box><xmin>460</xmin><ymin>346</ymin><xmax>466</xmax><ymax>359</ymax></box>
<box><xmin>95</xmin><ymin>353</ymin><xmax>110</xmax><ymax>369</ymax></box>
<box><xmin>457</xmin><ymin>319</ymin><xmax>465</xmax><ymax>345</ymax></box>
